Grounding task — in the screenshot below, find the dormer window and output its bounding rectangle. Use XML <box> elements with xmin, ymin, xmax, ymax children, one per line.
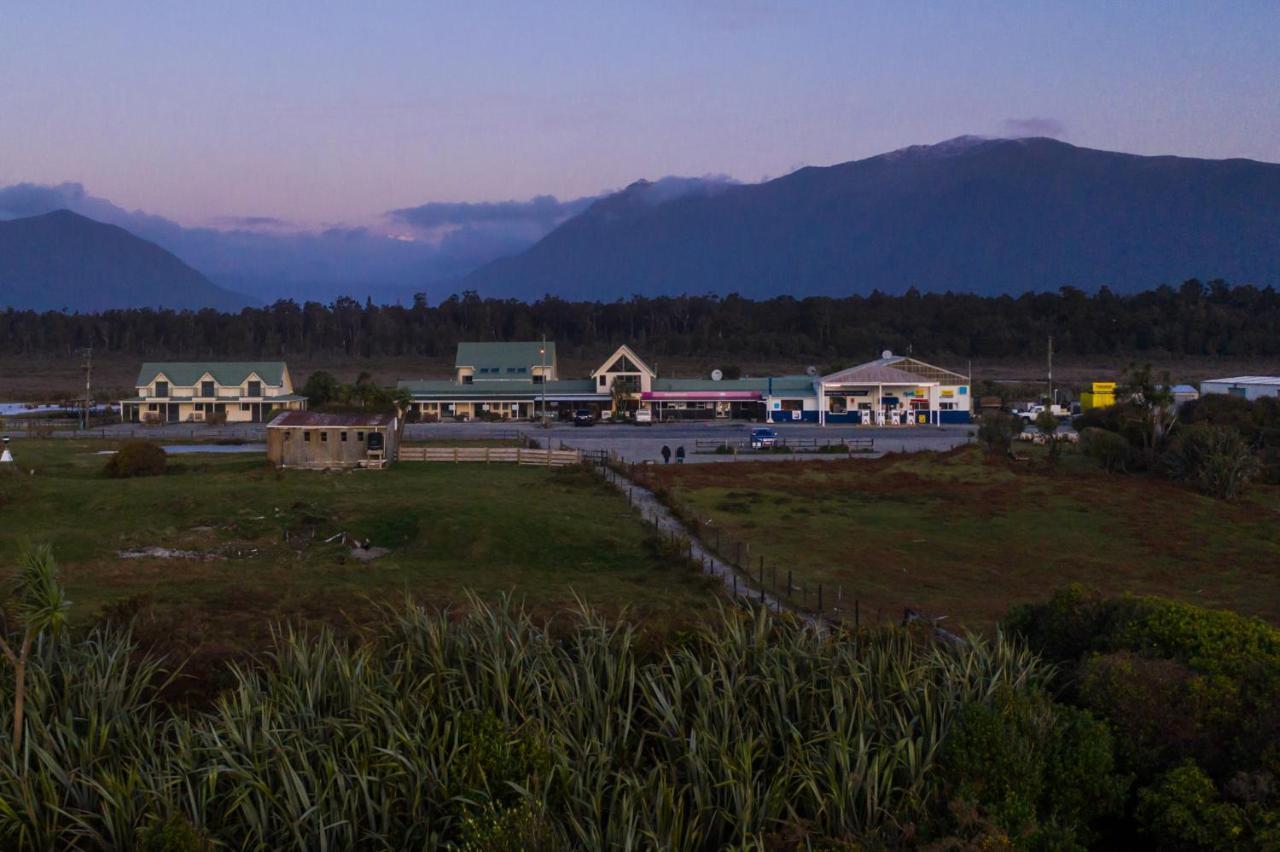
<box><xmin>201</xmin><ymin>380</ymin><xmax>215</xmax><ymax>398</ymax></box>
<box><xmin>248</xmin><ymin>381</ymin><xmax>261</xmax><ymax>397</ymax></box>
<box><xmin>463</xmin><ymin>375</ymin><xmax>474</xmax><ymax>384</ymax></box>
<box><xmin>154</xmin><ymin>380</ymin><xmax>169</xmax><ymax>398</ymax></box>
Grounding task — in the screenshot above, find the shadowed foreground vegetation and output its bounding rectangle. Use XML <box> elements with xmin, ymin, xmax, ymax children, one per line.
<box><xmin>0</xmin><ymin>582</ymin><xmax>1275</xmax><ymax>848</ymax></box>
<box><xmin>0</xmin><ymin>597</ymin><xmax>1115</xmax><ymax>850</ymax></box>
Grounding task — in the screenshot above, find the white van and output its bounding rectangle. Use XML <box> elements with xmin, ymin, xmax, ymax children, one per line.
<box><xmin>634</xmin><ymin>409</ymin><xmax>653</xmax><ymax>424</ymax></box>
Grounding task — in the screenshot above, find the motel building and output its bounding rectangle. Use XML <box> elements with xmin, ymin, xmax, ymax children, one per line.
<box><xmin>400</xmin><ymin>343</ymin><xmax>972</xmax><ymax>426</ymax></box>
<box><xmin>121</xmin><ymin>362</ymin><xmax>308</xmax><ymax>424</ymax></box>
<box><xmin>399</xmin><ymin>341</ymin><xmax>602</xmax><ymax>421</ymax></box>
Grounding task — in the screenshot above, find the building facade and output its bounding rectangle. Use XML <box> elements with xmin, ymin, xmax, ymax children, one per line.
<box><xmin>818</xmin><ymin>354</ymin><xmax>971</xmax><ymax>425</ymax></box>
<box><xmin>1200</xmin><ymin>376</ymin><xmax>1280</xmax><ymax>400</ymax></box>
<box><xmin>121</xmin><ymin>362</ymin><xmax>307</xmax><ymax>424</ymax></box>
<box><xmin>400</xmin><ymin>343</ymin><xmax>971</xmax><ymax>425</ymax></box>
<box><xmin>266</xmin><ymin>411</ymin><xmax>399</xmax><ymax>469</ymax></box>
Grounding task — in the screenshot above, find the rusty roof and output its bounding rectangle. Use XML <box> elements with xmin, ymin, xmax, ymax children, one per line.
<box><xmin>268</xmin><ymin>411</ymin><xmax>396</xmax><ymax>428</ymax></box>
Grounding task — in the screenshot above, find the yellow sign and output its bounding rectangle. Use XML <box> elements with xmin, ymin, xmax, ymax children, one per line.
<box><xmin>1092</xmin><ymin>382</ymin><xmax>1116</xmax><ymax>392</ymax></box>
<box><xmin>941</xmin><ymin>389</ymin><xmax>955</xmax><ymax>398</ymax></box>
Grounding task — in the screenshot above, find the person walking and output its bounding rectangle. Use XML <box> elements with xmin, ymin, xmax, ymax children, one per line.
<box><xmin>675</xmin><ymin>445</ymin><xmax>685</xmax><ymax>464</ymax></box>
<box><xmin>661</xmin><ymin>445</ymin><xmax>672</xmax><ymax>464</ymax></box>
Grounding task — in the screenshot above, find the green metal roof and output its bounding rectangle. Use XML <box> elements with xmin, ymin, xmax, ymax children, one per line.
<box><xmin>454</xmin><ymin>341</ymin><xmax>556</xmax><ymax>373</ymax></box>
<box><xmin>398</xmin><ymin>378</ymin><xmax>599</xmax><ymax>399</ymax></box>
<box><xmin>136</xmin><ymin>361</ymin><xmax>288</xmax><ymax>388</ymax></box>
<box><xmin>654</xmin><ymin>376</ymin><xmax>816</xmax><ymax>394</ymax></box>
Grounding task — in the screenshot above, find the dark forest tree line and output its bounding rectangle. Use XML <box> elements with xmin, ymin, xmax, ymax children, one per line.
<box><xmin>3</xmin><ymin>280</ymin><xmax>1279</xmax><ymax>362</ymax></box>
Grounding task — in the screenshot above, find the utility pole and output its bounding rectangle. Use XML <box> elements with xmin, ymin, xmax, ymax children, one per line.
<box><xmin>1047</xmin><ymin>335</ymin><xmax>1054</xmax><ymax>406</ymax></box>
<box><xmin>80</xmin><ymin>345</ymin><xmax>93</xmax><ymax>431</ymax></box>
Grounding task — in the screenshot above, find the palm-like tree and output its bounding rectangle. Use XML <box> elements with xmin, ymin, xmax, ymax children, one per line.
<box><xmin>0</xmin><ymin>544</ymin><xmax>70</xmax><ymax>751</ymax></box>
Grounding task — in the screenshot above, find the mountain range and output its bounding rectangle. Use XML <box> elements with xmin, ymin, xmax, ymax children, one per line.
<box><xmin>463</xmin><ymin>136</ymin><xmax>1280</xmax><ymax>299</ymax></box>
<box><xmin>0</xmin><ymin>210</ymin><xmax>251</xmax><ymax>312</ymax></box>
<box><xmin>2</xmin><ymin>136</ymin><xmax>1279</xmax><ymax>311</ymax></box>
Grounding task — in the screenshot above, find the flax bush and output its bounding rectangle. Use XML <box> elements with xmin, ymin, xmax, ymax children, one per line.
<box><xmin>0</xmin><ymin>599</ymin><xmax>1054</xmax><ymax>850</ymax></box>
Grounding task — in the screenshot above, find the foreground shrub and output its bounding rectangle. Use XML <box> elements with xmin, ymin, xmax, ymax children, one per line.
<box><xmin>0</xmin><ymin>600</ymin><xmax>1051</xmax><ymax>849</ymax></box>
<box><xmin>933</xmin><ymin>687</ymin><xmax>1127</xmax><ymax>847</ymax></box>
<box><xmin>103</xmin><ymin>441</ymin><xmax>167</xmax><ymax>478</ymax></box>
<box><xmin>1080</xmin><ymin>426</ymin><xmax>1133</xmax><ymax>473</ymax></box>
<box><xmin>977</xmin><ymin>411</ymin><xmax>1020</xmax><ymax>453</ymax></box>
<box><xmin>1163</xmin><ymin>423</ymin><xmax>1260</xmax><ymax>500</ymax></box>
<box><xmin>1006</xmin><ymin>588</ymin><xmax>1280</xmax><ymax>849</ymax></box>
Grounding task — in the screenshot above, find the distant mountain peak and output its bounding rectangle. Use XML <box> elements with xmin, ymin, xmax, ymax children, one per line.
<box><xmin>0</xmin><ymin>210</ymin><xmax>254</xmax><ymax>311</ymax></box>
<box><xmin>876</xmin><ymin>134</ymin><xmax>1070</xmax><ymax>162</ymax></box>
<box><xmin>463</xmin><ymin>137</ymin><xmax>1280</xmax><ymax>300</ymax></box>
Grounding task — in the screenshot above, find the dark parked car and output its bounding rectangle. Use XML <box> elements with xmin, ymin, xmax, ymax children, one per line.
<box><xmin>573</xmin><ymin>409</ymin><xmax>595</xmax><ymax>426</ymax></box>
<box><xmin>750</xmin><ymin>427</ymin><xmax>778</xmax><ymax>449</ymax></box>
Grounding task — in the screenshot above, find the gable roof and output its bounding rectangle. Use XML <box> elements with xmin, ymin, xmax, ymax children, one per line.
<box><xmin>821</xmin><ymin>362</ymin><xmax>930</xmax><ymax>385</ymax></box>
<box><xmin>454</xmin><ymin>342</ymin><xmax>555</xmax><ymax>372</ymax></box>
<box><xmin>591</xmin><ymin>344</ymin><xmax>655</xmax><ymax>378</ymax></box>
<box><xmin>822</xmin><ymin>353</ymin><xmax>966</xmax><ymax>386</ymax></box>
<box><xmin>136</xmin><ymin>362</ymin><xmax>287</xmax><ymax>388</ymax></box>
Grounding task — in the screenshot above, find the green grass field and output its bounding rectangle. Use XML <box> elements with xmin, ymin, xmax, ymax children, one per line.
<box><xmin>643</xmin><ymin>446</ymin><xmax>1280</xmax><ymax>631</ymax></box>
<box><xmin>0</xmin><ymin>440</ymin><xmax>716</xmax><ymax>664</ymax></box>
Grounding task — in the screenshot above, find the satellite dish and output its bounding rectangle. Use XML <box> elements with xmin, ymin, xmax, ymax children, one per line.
<box><xmin>881</xmin><ymin>349</ymin><xmax>894</xmax><ymax>359</ymax></box>
<box><xmin>710</xmin><ymin>369</ymin><xmax>723</xmax><ymax>382</ymax></box>
<box><xmin>805</xmin><ymin>365</ymin><xmax>818</xmax><ymax>377</ymax></box>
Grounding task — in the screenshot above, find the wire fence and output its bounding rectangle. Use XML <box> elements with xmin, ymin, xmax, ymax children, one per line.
<box><xmin>603</xmin><ymin>457</ymin><xmax>886</xmax><ymax>628</ymax></box>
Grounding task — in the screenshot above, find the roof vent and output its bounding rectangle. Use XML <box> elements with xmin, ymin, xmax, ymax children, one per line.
<box><xmin>710</xmin><ymin>369</ymin><xmax>723</xmax><ymax>381</ymax></box>
<box><xmin>881</xmin><ymin>350</ymin><xmax>893</xmax><ymax>359</ymax></box>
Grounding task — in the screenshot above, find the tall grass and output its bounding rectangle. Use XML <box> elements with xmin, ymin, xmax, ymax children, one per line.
<box><xmin>0</xmin><ymin>599</ymin><xmax>1048</xmax><ymax>849</ymax></box>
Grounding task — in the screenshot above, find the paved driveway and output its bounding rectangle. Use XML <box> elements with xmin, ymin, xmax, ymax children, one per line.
<box><xmin>404</xmin><ymin>420</ymin><xmax>975</xmax><ymax>463</ymax></box>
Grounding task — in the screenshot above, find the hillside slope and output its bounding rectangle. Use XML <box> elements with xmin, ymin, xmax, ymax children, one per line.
<box><xmin>0</xmin><ymin>210</ymin><xmax>252</xmax><ymax>311</ymax></box>
<box><xmin>462</xmin><ymin>137</ymin><xmax>1280</xmax><ymax>299</ymax></box>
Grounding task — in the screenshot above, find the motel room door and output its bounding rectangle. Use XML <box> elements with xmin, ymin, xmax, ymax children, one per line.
<box><xmin>165</xmin><ymin>403</ymin><xmax>180</xmax><ymax>423</ymax></box>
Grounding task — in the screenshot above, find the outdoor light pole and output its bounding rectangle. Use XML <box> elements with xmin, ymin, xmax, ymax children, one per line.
<box><xmin>540</xmin><ymin>335</ymin><xmax>548</xmax><ymax>426</ymax></box>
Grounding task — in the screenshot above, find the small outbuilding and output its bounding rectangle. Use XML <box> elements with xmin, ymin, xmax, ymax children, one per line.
<box><xmin>266</xmin><ymin>411</ymin><xmax>399</xmax><ymax>469</ymax></box>
<box><xmin>1200</xmin><ymin>376</ymin><xmax>1280</xmax><ymax>401</ymax></box>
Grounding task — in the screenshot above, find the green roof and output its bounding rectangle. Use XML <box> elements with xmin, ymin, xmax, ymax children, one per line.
<box><xmin>136</xmin><ymin>362</ymin><xmax>288</xmax><ymax>388</ymax></box>
<box><xmin>454</xmin><ymin>342</ymin><xmax>556</xmax><ymax>374</ymax></box>
<box><xmin>399</xmin><ymin>378</ymin><xmax>598</xmax><ymax>399</ymax></box>
<box><xmin>655</xmin><ymin>376</ymin><xmax>816</xmax><ymax>393</ymax></box>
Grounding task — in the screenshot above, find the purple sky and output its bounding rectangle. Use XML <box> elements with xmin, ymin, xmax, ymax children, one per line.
<box><xmin>2</xmin><ymin>1</ymin><xmax>1278</xmax><ymax>231</ymax></box>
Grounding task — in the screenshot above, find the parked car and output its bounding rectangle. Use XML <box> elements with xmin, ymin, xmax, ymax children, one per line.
<box><xmin>634</xmin><ymin>409</ymin><xmax>653</xmax><ymax>424</ymax></box>
<box><xmin>573</xmin><ymin>409</ymin><xmax>595</xmax><ymax>426</ymax></box>
<box><xmin>750</xmin><ymin>427</ymin><xmax>778</xmax><ymax>449</ymax></box>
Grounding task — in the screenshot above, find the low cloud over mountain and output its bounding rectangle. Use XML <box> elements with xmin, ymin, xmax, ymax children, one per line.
<box><xmin>0</xmin><ymin>183</ymin><xmax>601</xmax><ymax>304</ymax></box>
<box><xmin>0</xmin><ymin>176</ymin><xmax>737</xmax><ymax>305</ymax></box>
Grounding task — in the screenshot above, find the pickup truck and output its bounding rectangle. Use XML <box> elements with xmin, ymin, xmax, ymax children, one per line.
<box><xmin>1011</xmin><ymin>404</ymin><xmax>1076</xmax><ymax>425</ymax></box>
